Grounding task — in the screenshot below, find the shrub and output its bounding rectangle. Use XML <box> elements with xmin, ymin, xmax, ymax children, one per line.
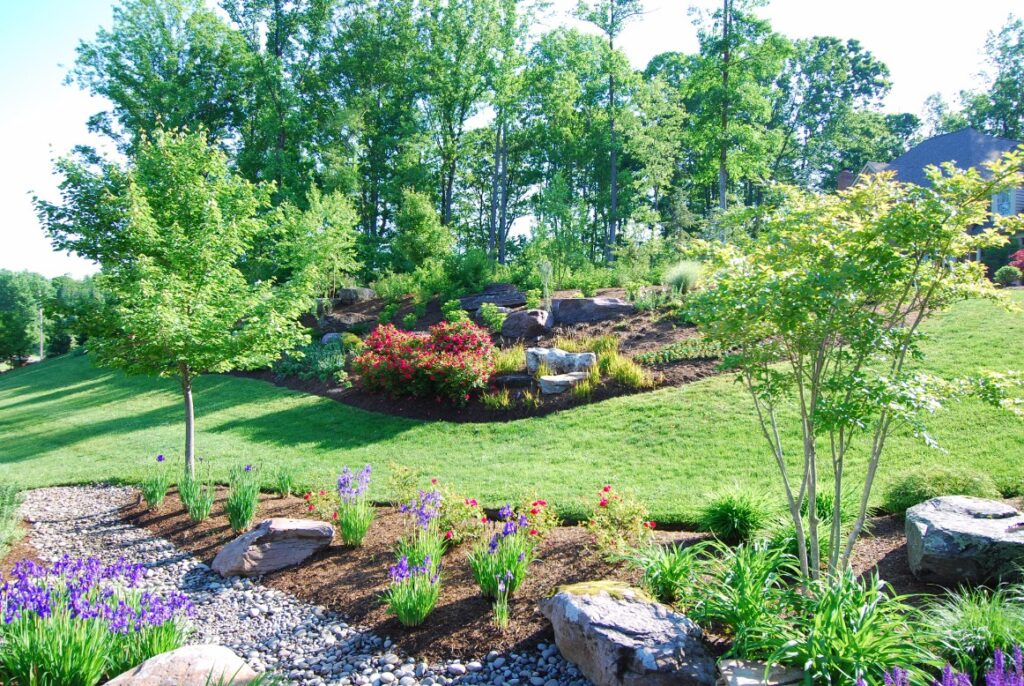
<box><xmin>525</xmin><ymin>288</ymin><xmax>542</xmax><ymax>309</ymax></box>
<box><xmin>1012</xmin><ymin>249</ymin><xmax>1024</xmax><ymax>271</ymax></box>
<box><xmin>386</xmin><ymin>461</ymin><xmax>420</xmax><ymax>506</ymax></box>
<box><xmin>634</xmin><ymin>336</ymin><xmax>723</xmax><ymax>366</ymax></box>
<box><xmin>333</xmin><ymin>465</ymin><xmax>375</xmax><ymax>546</ymax></box>
<box><xmin>521</xmin><ymin>497</ymin><xmax>558</xmax><ymax>538</ymax></box>
<box><xmin>178</xmin><ymin>470</ymin><xmax>215</xmax><ymax>523</ymax></box>
<box><xmin>587</xmin><ymin>485</ymin><xmax>655</xmax><ymax>558</ymax></box>
<box><xmin>995</xmin><ymin>265</ymin><xmax>1022</xmax><ymax>287</ymax></box>
<box><xmin>697</xmin><ymin>541</ymin><xmax>799</xmax><ymax>659</ymax></box>
<box><xmin>402</xmin><ymin>312</ymin><xmax>418</xmax><ymax>330</ymax></box>
<box><xmin>225</xmin><ymin>464</ymin><xmax>260</xmax><ymax>533</ymax></box>
<box><xmin>352</xmin><ymin>321</ymin><xmax>495</xmax><ymax>405</ymax></box>
<box><xmin>140</xmin><ymin>453</ymin><xmax>172</xmax><ymax>510</ymax></box>
<box><xmin>634</xmin><ymin>287</ymin><xmax>675</xmax><ymax>313</ymax></box>
<box><xmin>373</xmin><ymin>271</ymin><xmax>416</xmax><ymax>303</ymax></box>
<box><xmin>925</xmin><ymin>587</ymin><xmax>1024</xmax><ymax>681</ymax></box>
<box><xmin>0</xmin><ymin>557</ymin><xmax>193</xmax><ymax>685</ymax></box>
<box><xmin>628</xmin><ymin>542</ymin><xmax>709</xmax><ymax>607</ymax></box>
<box><xmin>274</xmin><ymin>340</ymin><xmax>350</xmax><ymax>385</ymax></box>
<box><xmin>436</xmin><ymin>483</ymin><xmax>484</xmax><ymax>547</ymax></box>
<box><xmin>662</xmin><ymin>261</ymin><xmax>702</xmax><ymax>295</ymax></box>
<box><xmin>478</xmin><ymin>302</ymin><xmax>507</xmax><ymax>333</ymax></box>
<box><xmin>442</xmin><ymin>299</ymin><xmax>469</xmax><ymax>323</ymax></box>
<box><xmin>271</xmin><ymin>464</ymin><xmax>296</xmax><ymax>498</ymax></box>
<box><xmin>381</xmin><ymin>556</ymin><xmax>441</xmax><ymax>627</ymax></box>
<box><xmin>768</xmin><ymin>572</ymin><xmax>933</xmax><ymax>684</ymax></box>
<box><xmin>882</xmin><ymin>467</ymin><xmax>1001</xmax><ymax>514</ymax></box>
<box><xmin>696</xmin><ymin>490</ymin><xmax>774</xmax><ymax>544</ymax></box>
<box><xmin>378</xmin><ymin>302</ymin><xmax>399</xmax><ymax>325</ymax></box>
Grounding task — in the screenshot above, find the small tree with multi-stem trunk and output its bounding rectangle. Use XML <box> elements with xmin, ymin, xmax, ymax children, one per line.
<box><xmin>37</xmin><ymin>128</ymin><xmax>357</xmax><ymax>477</ymax></box>
<box><xmin>687</xmin><ymin>150</ymin><xmax>1024</xmax><ymax>581</ymax></box>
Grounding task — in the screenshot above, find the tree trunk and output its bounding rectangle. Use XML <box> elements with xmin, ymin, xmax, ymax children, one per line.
<box><xmin>488</xmin><ymin>114</ymin><xmax>502</xmax><ymax>258</ymax></box>
<box><xmin>606</xmin><ymin>33</ymin><xmax>618</xmax><ymax>262</ymax></box>
<box><xmin>181</xmin><ymin>366</ymin><xmax>195</xmax><ymax>478</ymax></box>
<box><xmin>37</xmin><ymin>306</ymin><xmax>44</xmax><ymax>359</ymax></box>
<box><xmin>718</xmin><ymin>0</ymin><xmax>731</xmax><ymax>212</ymax></box>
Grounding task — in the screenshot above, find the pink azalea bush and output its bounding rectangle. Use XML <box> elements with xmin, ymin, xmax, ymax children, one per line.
<box><xmin>352</xmin><ymin>321</ymin><xmax>495</xmax><ymax>405</ymax></box>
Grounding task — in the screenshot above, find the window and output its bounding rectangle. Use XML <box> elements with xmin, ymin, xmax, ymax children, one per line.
<box><xmin>993</xmin><ymin>189</ymin><xmax>1014</xmax><ymax>216</ymax></box>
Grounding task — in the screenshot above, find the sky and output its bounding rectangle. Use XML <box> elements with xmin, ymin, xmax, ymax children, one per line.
<box><xmin>1</xmin><ymin>0</ymin><xmax>1020</xmax><ymax>279</ymax></box>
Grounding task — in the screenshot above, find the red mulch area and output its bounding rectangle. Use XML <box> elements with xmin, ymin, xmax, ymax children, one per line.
<box><xmin>247</xmin><ymin>288</ymin><xmax>722</xmax><ymax>423</ymax></box>
<box><xmin>123</xmin><ymin>487</ymin><xmax>705</xmax><ymax>659</ymax></box>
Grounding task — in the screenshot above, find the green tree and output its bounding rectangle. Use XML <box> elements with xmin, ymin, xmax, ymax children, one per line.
<box><xmin>0</xmin><ymin>272</ymin><xmax>42</xmax><ymax>365</ymax></box>
<box><xmin>392</xmin><ymin>189</ymin><xmax>454</xmax><ymax>271</ymax></box>
<box><xmin>36</xmin><ymin>129</ymin><xmax>318</xmax><ymax>475</ymax></box>
<box><xmin>687</xmin><ymin>151</ymin><xmax>1024</xmax><ymax>579</ymax></box>
<box><xmin>964</xmin><ymin>15</ymin><xmax>1024</xmax><ymax>139</ymax></box>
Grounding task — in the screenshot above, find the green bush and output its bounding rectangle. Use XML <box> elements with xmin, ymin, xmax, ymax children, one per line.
<box><xmin>271</xmin><ymin>465</ymin><xmax>297</xmax><ymax>498</ymax></box>
<box><xmin>696</xmin><ymin>490</ymin><xmax>774</xmax><ymax>544</ymax></box>
<box><xmin>634</xmin><ymin>336</ymin><xmax>722</xmax><ymax>366</ymax></box>
<box><xmin>995</xmin><ymin>265</ymin><xmax>1022</xmax><ymax>286</ymax></box>
<box><xmin>662</xmin><ymin>261</ymin><xmax>702</xmax><ymax>295</ymax></box>
<box><xmin>924</xmin><ymin>586</ymin><xmax>1024</xmax><ymax>681</ymax></box>
<box><xmin>882</xmin><ymin>466</ymin><xmax>1001</xmax><ymax>514</ymax></box>
<box><xmin>477</xmin><ymin>302</ymin><xmax>506</xmax><ymax>333</ymax></box>
<box><xmin>372</xmin><ymin>271</ymin><xmax>416</xmax><ymax>303</ymax></box>
<box><xmin>524</xmin><ymin>288</ymin><xmax>542</xmax><ymax>309</ymax></box>
<box><xmin>442</xmin><ymin>299</ymin><xmax>469</xmax><ymax>323</ymax></box>
<box><xmin>402</xmin><ymin>312</ymin><xmax>418</xmax><ymax>330</ymax></box>
<box><xmin>274</xmin><ymin>341</ymin><xmax>350</xmax><ymax>385</ymax></box>
<box><xmin>379</xmin><ymin>302</ymin><xmax>399</xmax><ymax>325</ymax></box>
<box><xmin>139</xmin><ymin>454</ymin><xmax>173</xmax><ymax>510</ymax></box>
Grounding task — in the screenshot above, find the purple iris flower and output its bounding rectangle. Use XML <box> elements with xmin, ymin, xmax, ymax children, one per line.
<box><xmin>156</xmin><ymin>454</ymin><xmax>165</xmax><ymax>463</ymax></box>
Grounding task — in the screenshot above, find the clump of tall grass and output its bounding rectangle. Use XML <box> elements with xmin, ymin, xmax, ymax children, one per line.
<box><xmin>662</xmin><ymin>261</ymin><xmax>702</xmax><ymax>295</ymax></box>
<box><xmin>492</xmin><ymin>344</ymin><xmax>525</xmax><ymax>375</ymax></box>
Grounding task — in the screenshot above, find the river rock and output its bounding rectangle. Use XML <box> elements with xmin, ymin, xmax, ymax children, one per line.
<box><xmin>716</xmin><ymin>660</ymin><xmax>804</xmax><ymax>686</ymax></box>
<box><xmin>459</xmin><ymin>283</ymin><xmax>527</xmax><ymax>311</ymax></box>
<box><xmin>212</xmin><ymin>518</ymin><xmax>334</xmax><ymax>578</ymax></box>
<box><xmin>526</xmin><ymin>347</ymin><xmax>596</xmax><ymax>374</ymax></box>
<box><xmin>551</xmin><ymin>297</ymin><xmax>634</xmax><ymax>324</ymax></box>
<box><xmin>502</xmin><ymin>309</ymin><xmax>551</xmax><ymax>339</ymax></box>
<box><xmin>906</xmin><ymin>496</ymin><xmax>1024</xmax><ymax>584</ymax></box>
<box><xmin>539</xmin><ymin>581</ymin><xmax>715</xmax><ymax>686</ymax></box>
<box><xmin>539</xmin><ymin>372</ymin><xmax>588</xmax><ymax>395</ymax></box>
<box><xmin>106</xmin><ymin>645</ymin><xmax>258</xmax><ymax>685</ymax></box>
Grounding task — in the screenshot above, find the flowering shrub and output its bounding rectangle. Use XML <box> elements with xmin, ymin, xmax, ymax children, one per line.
<box><xmin>225</xmin><ymin>464</ymin><xmax>260</xmax><ymax>533</ymax></box>
<box><xmin>587</xmin><ymin>485</ymin><xmax>654</xmax><ymax>558</ymax></box>
<box><xmin>140</xmin><ymin>454</ymin><xmax>172</xmax><ymax>510</ymax></box>
<box><xmin>381</xmin><ymin>555</ymin><xmax>441</xmax><ymax>627</ymax></box>
<box><xmin>468</xmin><ymin>504</ymin><xmax>538</xmax><ymax>602</ymax></box>
<box><xmin>521</xmin><ymin>497</ymin><xmax>558</xmax><ymax>538</ymax></box>
<box><xmin>0</xmin><ymin>556</ymin><xmax>193</xmax><ymax>685</ymax></box>
<box><xmin>435</xmin><ymin>481</ymin><xmax>485</xmax><ymax>547</ymax></box>
<box><xmin>352</xmin><ymin>321</ymin><xmax>495</xmax><ymax>405</ymax></box>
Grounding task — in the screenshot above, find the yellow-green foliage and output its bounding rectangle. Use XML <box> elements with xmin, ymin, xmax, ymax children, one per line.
<box><xmin>572</xmin><ymin>366</ymin><xmax>602</xmax><ymax>401</ymax></box>
<box><xmin>600</xmin><ymin>351</ymin><xmax>654</xmax><ymax>389</ymax></box>
<box><xmin>481</xmin><ymin>388</ymin><xmax>512</xmax><ymax>411</ymax></box>
<box><xmin>492</xmin><ymin>345</ymin><xmax>525</xmax><ymax>375</ymax></box>
<box><xmin>553</xmin><ymin>334</ymin><xmax>618</xmax><ymax>355</ymax></box>
<box><xmin>534</xmin><ymin>361</ymin><xmax>553</xmax><ymax>380</ymax></box>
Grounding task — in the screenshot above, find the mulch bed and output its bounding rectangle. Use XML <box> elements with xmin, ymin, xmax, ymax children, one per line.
<box><xmin>120</xmin><ymin>487</ymin><xmax>945</xmax><ymax>660</ymax></box>
<box><xmin>243</xmin><ymin>288</ymin><xmax>723</xmax><ymax>423</ymax></box>
<box><xmin>0</xmin><ymin>524</ymin><xmax>39</xmax><ymax>577</ymax></box>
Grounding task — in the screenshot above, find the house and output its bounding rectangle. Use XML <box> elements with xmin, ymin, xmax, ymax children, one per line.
<box><xmin>839</xmin><ymin>127</ymin><xmax>1024</xmax><ymax>255</ymax></box>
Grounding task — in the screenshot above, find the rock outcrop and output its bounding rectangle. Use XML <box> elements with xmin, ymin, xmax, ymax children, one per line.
<box><xmin>551</xmin><ymin>297</ymin><xmax>634</xmax><ymax>325</ymax></box>
<box><xmin>501</xmin><ymin>309</ymin><xmax>551</xmax><ymax>339</ymax></box>
<box><xmin>106</xmin><ymin>645</ymin><xmax>258</xmax><ymax>685</ymax></box>
<box><xmin>526</xmin><ymin>347</ymin><xmax>596</xmax><ymax>375</ymax></box>
<box><xmin>459</xmin><ymin>283</ymin><xmax>527</xmax><ymax>311</ymax></box>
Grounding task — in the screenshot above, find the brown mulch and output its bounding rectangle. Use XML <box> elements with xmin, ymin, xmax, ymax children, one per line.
<box><xmin>245</xmin><ymin>288</ymin><xmax>723</xmax><ymax>423</ymax></box>
<box><xmin>122</xmin><ymin>487</ymin><xmax>705</xmax><ymax>659</ymax></box>
<box><xmin>0</xmin><ymin>524</ymin><xmax>39</xmax><ymax>577</ymax></box>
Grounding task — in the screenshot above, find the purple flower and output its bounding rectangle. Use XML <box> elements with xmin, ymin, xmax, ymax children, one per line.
<box><xmin>399</xmin><ymin>489</ymin><xmax>442</xmax><ymax>529</ymax></box>
<box><xmin>244</xmin><ymin>464</ymin><xmax>253</xmax><ymax>472</ymax></box>
<box><xmin>387</xmin><ymin>555</ymin><xmax>439</xmax><ymax>586</ymax></box>
<box><xmin>337</xmin><ymin>464</ymin><xmax>372</xmax><ymax>504</ymax></box>
<box><xmin>498</xmin><ymin>504</ymin><xmax>513</xmax><ymax>521</ymax></box>
<box><xmin>883</xmin><ymin>667</ymin><xmax>909</xmax><ymax>686</ymax></box>
<box><xmin>156</xmin><ymin>454</ymin><xmax>165</xmax><ymax>463</ymax></box>
<box><xmin>986</xmin><ymin>647</ymin><xmax>1024</xmax><ymax>686</ymax></box>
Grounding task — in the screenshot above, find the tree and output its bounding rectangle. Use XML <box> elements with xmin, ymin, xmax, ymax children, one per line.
<box><xmin>575</xmin><ymin>0</ymin><xmax>643</xmax><ymax>260</ymax></box>
<box><xmin>392</xmin><ymin>189</ymin><xmax>454</xmax><ymax>271</ymax></box>
<box><xmin>36</xmin><ymin>129</ymin><xmax>319</xmax><ymax>476</ymax></box>
<box><xmin>963</xmin><ymin>15</ymin><xmax>1024</xmax><ymax>139</ymax></box>
<box><xmin>0</xmin><ymin>272</ymin><xmax>39</xmax><ymax>365</ymax></box>
<box><xmin>687</xmin><ymin>151</ymin><xmax>1024</xmax><ymax>580</ymax></box>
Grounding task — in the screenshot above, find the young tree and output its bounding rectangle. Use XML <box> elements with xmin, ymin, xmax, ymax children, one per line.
<box><xmin>392</xmin><ymin>189</ymin><xmax>454</xmax><ymax>271</ymax></box>
<box><xmin>0</xmin><ymin>272</ymin><xmax>42</xmax><ymax>365</ymax></box>
<box><xmin>688</xmin><ymin>151</ymin><xmax>1024</xmax><ymax>580</ymax></box>
<box><xmin>36</xmin><ymin>129</ymin><xmax>322</xmax><ymax>476</ymax></box>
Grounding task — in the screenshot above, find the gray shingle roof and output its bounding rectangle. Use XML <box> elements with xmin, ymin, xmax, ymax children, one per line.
<box><xmin>878</xmin><ymin>127</ymin><xmax>1022</xmax><ymax>186</ymax></box>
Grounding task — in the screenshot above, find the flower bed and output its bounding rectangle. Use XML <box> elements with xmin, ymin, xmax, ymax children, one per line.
<box><xmin>352</xmin><ymin>321</ymin><xmax>495</xmax><ymax>404</ymax></box>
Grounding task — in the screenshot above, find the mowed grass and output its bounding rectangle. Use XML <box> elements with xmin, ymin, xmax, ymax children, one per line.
<box><xmin>0</xmin><ymin>292</ymin><xmax>1021</xmax><ymax>523</ymax></box>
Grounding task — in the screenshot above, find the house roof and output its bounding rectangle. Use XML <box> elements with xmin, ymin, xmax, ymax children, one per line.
<box><xmin>870</xmin><ymin>127</ymin><xmax>1022</xmax><ymax>186</ymax></box>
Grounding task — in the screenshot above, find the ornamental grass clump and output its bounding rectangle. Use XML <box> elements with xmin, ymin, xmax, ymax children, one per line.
<box><xmin>333</xmin><ymin>464</ymin><xmax>374</xmax><ymax>546</ymax></box>
<box><xmin>178</xmin><ymin>468</ymin><xmax>216</xmax><ymax>523</ymax></box>
<box><xmin>225</xmin><ymin>464</ymin><xmax>260</xmax><ymax>533</ymax></box>
<box><xmin>0</xmin><ymin>556</ymin><xmax>193</xmax><ymax>685</ymax></box>
<box><xmin>381</xmin><ymin>556</ymin><xmax>441</xmax><ymax>627</ymax></box>
<box><xmin>139</xmin><ymin>453</ymin><xmax>172</xmax><ymax>510</ymax></box>
<box><xmin>924</xmin><ymin>586</ymin><xmax>1024</xmax><ymax>682</ymax></box>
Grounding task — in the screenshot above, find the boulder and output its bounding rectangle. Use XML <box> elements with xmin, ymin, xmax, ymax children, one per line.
<box><xmin>526</xmin><ymin>347</ymin><xmax>597</xmax><ymax>375</ymax></box>
<box><xmin>321</xmin><ymin>332</ymin><xmax>342</xmax><ymax>345</ymax></box>
<box><xmin>551</xmin><ymin>297</ymin><xmax>635</xmax><ymax>325</ymax></box>
<box><xmin>539</xmin><ymin>371</ymin><xmax>589</xmax><ymax>395</ymax></box>
<box><xmin>540</xmin><ymin>581</ymin><xmax>715</xmax><ymax>686</ymax></box>
<box><xmin>716</xmin><ymin>660</ymin><xmax>804</xmax><ymax>686</ymax></box>
<box><xmin>106</xmin><ymin>645</ymin><xmax>258</xmax><ymax>685</ymax></box>
<box><xmin>321</xmin><ymin>311</ymin><xmax>377</xmax><ymax>333</ymax></box>
<box><xmin>906</xmin><ymin>496</ymin><xmax>1024</xmax><ymax>584</ymax></box>
<box><xmin>459</xmin><ymin>283</ymin><xmax>527</xmax><ymax>311</ymax></box>
<box><xmin>502</xmin><ymin>309</ymin><xmax>551</xmax><ymax>339</ymax></box>
<box><xmin>212</xmin><ymin>518</ymin><xmax>334</xmax><ymax>578</ymax></box>
<box><xmin>490</xmin><ymin>373</ymin><xmax>534</xmax><ymax>388</ymax></box>
<box><xmin>333</xmin><ymin>287</ymin><xmax>377</xmax><ymax>306</ymax></box>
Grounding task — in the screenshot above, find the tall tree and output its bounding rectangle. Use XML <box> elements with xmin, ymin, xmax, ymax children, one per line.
<box><xmin>36</xmin><ymin>129</ymin><xmax>323</xmax><ymax>475</ymax></box>
<box><xmin>575</xmin><ymin>0</ymin><xmax>643</xmax><ymax>260</ymax></box>
<box><xmin>964</xmin><ymin>15</ymin><xmax>1024</xmax><ymax>139</ymax></box>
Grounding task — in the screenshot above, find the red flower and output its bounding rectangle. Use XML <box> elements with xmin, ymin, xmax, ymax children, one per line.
<box><xmin>303</xmin><ymin>493</ymin><xmax>311</xmax><ymax>501</ymax></box>
<box><xmin>481</xmin><ymin>516</ymin><xmax>489</xmax><ymax>523</ymax></box>
<box><xmin>431</xmin><ymin>478</ymin><xmax>438</xmax><ymax>485</ymax></box>
<box><xmin>529</xmin><ymin>528</ymin><xmax>538</xmax><ymax>536</ymax></box>
<box><xmin>533</xmin><ymin>499</ymin><xmax>547</xmax><ymax>507</ymax></box>
<box><xmin>465</xmin><ymin>498</ymin><xmax>478</xmax><ymax>507</ymax></box>
<box><xmin>602</xmin><ymin>485</ymin><xmax>612</xmax><ymax>493</ymax></box>
<box><xmin>319</xmin><ymin>490</ymin><xmax>326</xmax><ymax>496</ymax></box>
<box><xmin>333</xmin><ymin>512</ymin><xmax>339</xmax><ymax>520</ymax></box>
<box><xmin>530</xmin><ymin>508</ymin><xmax>539</xmax><ymax>515</ymax></box>
<box><xmin>307</xmin><ymin>504</ymin><xmax>314</xmax><ymax>512</ymax></box>
<box><xmin>445</xmin><ymin>530</ymin><xmax>454</xmax><ymax>540</ymax></box>
<box><xmin>599</xmin><ymin>498</ymin><xmax>608</xmax><ymax>508</ymax></box>
<box><xmin>644</xmin><ymin>521</ymin><xmax>656</xmax><ymax>529</ymax></box>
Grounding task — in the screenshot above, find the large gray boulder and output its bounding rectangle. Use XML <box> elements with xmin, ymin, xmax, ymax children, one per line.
<box><xmin>526</xmin><ymin>347</ymin><xmax>596</xmax><ymax>375</ymax></box>
<box><xmin>551</xmin><ymin>297</ymin><xmax>635</xmax><ymax>325</ymax></box>
<box><xmin>502</xmin><ymin>309</ymin><xmax>551</xmax><ymax>339</ymax></box>
<box><xmin>539</xmin><ymin>581</ymin><xmax>715</xmax><ymax>686</ymax></box>
<box><xmin>212</xmin><ymin>518</ymin><xmax>334</xmax><ymax>578</ymax></box>
<box><xmin>906</xmin><ymin>496</ymin><xmax>1024</xmax><ymax>584</ymax></box>
<box><xmin>106</xmin><ymin>645</ymin><xmax>258</xmax><ymax>685</ymax></box>
<box><xmin>333</xmin><ymin>287</ymin><xmax>377</xmax><ymax>306</ymax></box>
<box><xmin>459</xmin><ymin>283</ymin><xmax>527</xmax><ymax>311</ymax></box>
<box><xmin>539</xmin><ymin>371</ymin><xmax>589</xmax><ymax>395</ymax></box>
<box><xmin>321</xmin><ymin>311</ymin><xmax>377</xmax><ymax>332</ymax></box>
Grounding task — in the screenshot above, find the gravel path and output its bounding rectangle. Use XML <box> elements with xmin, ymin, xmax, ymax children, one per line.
<box><xmin>17</xmin><ymin>485</ymin><xmax>591</xmax><ymax>686</ymax></box>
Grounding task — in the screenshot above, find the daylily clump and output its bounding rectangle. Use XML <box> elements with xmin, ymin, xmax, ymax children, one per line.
<box><xmin>352</xmin><ymin>321</ymin><xmax>495</xmax><ymax>404</ymax></box>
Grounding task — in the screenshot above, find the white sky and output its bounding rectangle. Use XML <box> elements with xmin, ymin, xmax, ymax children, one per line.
<box><xmin>1</xmin><ymin>0</ymin><xmax>1019</xmax><ymax>278</ymax></box>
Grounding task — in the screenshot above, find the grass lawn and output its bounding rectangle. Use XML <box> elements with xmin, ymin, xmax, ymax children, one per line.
<box><xmin>1</xmin><ymin>292</ymin><xmax>1021</xmax><ymax>523</ymax></box>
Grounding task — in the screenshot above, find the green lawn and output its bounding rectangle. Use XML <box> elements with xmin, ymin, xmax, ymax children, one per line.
<box><xmin>1</xmin><ymin>292</ymin><xmax>1021</xmax><ymax>523</ymax></box>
